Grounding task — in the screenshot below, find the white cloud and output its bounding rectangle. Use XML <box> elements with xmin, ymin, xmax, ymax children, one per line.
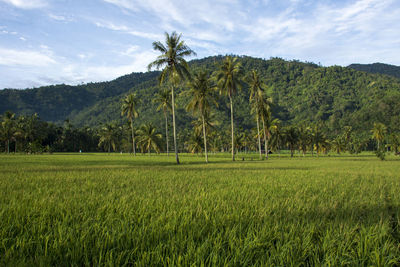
<box><xmin>48</xmin><ymin>14</ymin><xmax>73</xmax><ymax>22</ymax></box>
<box><xmin>0</xmin><ymin>47</ymin><xmax>56</xmax><ymax>66</ymax></box>
<box><xmin>19</xmin><ymin>36</ymin><xmax>26</xmax><ymax>41</ymax></box>
<box><xmin>94</xmin><ymin>21</ymin><xmax>163</xmax><ymax>39</ymax></box>
<box><xmin>0</xmin><ymin>0</ymin><xmax>47</xmax><ymax>9</ymax></box>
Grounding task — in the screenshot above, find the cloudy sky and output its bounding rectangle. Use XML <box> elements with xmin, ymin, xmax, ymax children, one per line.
<box><xmin>0</xmin><ymin>0</ymin><xmax>399</xmax><ymax>89</ymax></box>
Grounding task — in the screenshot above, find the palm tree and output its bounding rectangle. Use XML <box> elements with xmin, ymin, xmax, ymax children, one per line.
<box><xmin>148</xmin><ymin>31</ymin><xmax>196</xmax><ymax>164</ymax></box>
<box><xmin>258</xmin><ymin>95</ymin><xmax>273</xmax><ymax>159</ymax></box>
<box><xmin>186</xmin><ymin>71</ymin><xmax>217</xmax><ymax>163</ymax></box>
<box><xmin>121</xmin><ymin>93</ymin><xmax>140</xmax><ymax>155</ymax></box>
<box><xmin>298</xmin><ymin>125</ymin><xmax>312</xmax><ymax>156</ymax></box>
<box><xmin>247</xmin><ymin>70</ymin><xmax>265</xmax><ymax>160</ymax></box>
<box><xmin>1</xmin><ymin>111</ymin><xmax>16</xmax><ymax>154</ymax></box>
<box><xmin>311</xmin><ymin>124</ymin><xmax>327</xmax><ymax>157</ymax></box>
<box><xmin>270</xmin><ymin>120</ymin><xmax>283</xmax><ymax>156</ymax></box>
<box><xmin>98</xmin><ymin>123</ymin><xmax>118</xmax><ymax>153</ymax></box>
<box><xmin>284</xmin><ymin>126</ymin><xmax>299</xmax><ymax>158</ymax></box>
<box><xmin>185</xmin><ymin>130</ymin><xmax>203</xmax><ymax>154</ymax></box>
<box><xmin>214</xmin><ymin>56</ymin><xmax>243</xmax><ymax>161</ymax></box>
<box><xmin>136</xmin><ymin>123</ymin><xmax>162</xmax><ymax>155</ymax></box>
<box><xmin>153</xmin><ymin>87</ymin><xmax>172</xmax><ymax>155</ymax></box>
<box><xmin>371</xmin><ymin>122</ymin><xmax>387</xmax><ymax>150</ymax></box>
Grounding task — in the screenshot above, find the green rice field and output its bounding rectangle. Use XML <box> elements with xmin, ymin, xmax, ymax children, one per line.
<box><xmin>1</xmin><ymin>153</ymin><xmax>400</xmax><ymax>266</ymax></box>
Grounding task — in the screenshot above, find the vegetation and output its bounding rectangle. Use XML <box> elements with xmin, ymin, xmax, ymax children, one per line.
<box><xmin>148</xmin><ymin>31</ymin><xmax>196</xmax><ymax>164</ymax></box>
<box><xmin>1</xmin><ymin>153</ymin><xmax>400</xmax><ymax>265</ymax></box>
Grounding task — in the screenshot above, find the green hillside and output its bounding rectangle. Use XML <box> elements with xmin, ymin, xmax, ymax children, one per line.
<box><xmin>2</xmin><ymin>56</ymin><xmax>400</xmax><ymax>137</ymax></box>
<box><xmin>348</xmin><ymin>63</ymin><xmax>400</xmax><ymax>79</ymax></box>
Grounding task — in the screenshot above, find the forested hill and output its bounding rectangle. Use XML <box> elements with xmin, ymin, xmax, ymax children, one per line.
<box><xmin>1</xmin><ymin>56</ymin><xmax>400</xmax><ymax>136</ymax></box>
<box><xmin>348</xmin><ymin>63</ymin><xmax>400</xmax><ymax>79</ymax></box>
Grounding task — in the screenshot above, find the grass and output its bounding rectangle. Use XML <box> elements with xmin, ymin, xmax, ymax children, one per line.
<box><xmin>0</xmin><ymin>152</ymin><xmax>400</xmax><ymax>266</ymax></box>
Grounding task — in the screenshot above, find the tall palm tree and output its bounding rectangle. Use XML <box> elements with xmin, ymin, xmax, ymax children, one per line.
<box><xmin>247</xmin><ymin>70</ymin><xmax>265</xmax><ymax>160</ymax></box>
<box><xmin>148</xmin><ymin>31</ymin><xmax>196</xmax><ymax>164</ymax></box>
<box><xmin>371</xmin><ymin>122</ymin><xmax>387</xmax><ymax>150</ymax></box>
<box><xmin>121</xmin><ymin>93</ymin><xmax>140</xmax><ymax>155</ymax></box>
<box><xmin>186</xmin><ymin>71</ymin><xmax>217</xmax><ymax>163</ymax></box>
<box><xmin>153</xmin><ymin>87</ymin><xmax>172</xmax><ymax>155</ymax></box>
<box><xmin>137</xmin><ymin>123</ymin><xmax>162</xmax><ymax>155</ymax></box>
<box><xmin>258</xmin><ymin>95</ymin><xmax>273</xmax><ymax>159</ymax></box>
<box><xmin>214</xmin><ymin>56</ymin><xmax>243</xmax><ymax>161</ymax></box>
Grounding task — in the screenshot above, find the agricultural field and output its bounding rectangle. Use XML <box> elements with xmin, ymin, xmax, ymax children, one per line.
<box><xmin>1</xmin><ymin>153</ymin><xmax>400</xmax><ymax>266</ymax></box>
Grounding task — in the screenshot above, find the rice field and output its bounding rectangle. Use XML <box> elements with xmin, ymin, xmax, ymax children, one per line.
<box><xmin>1</xmin><ymin>152</ymin><xmax>400</xmax><ymax>266</ymax></box>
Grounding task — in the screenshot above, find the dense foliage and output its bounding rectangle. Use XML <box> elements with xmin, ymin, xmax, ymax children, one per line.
<box><xmin>1</xmin><ymin>57</ymin><xmax>400</xmax><ymax>138</ymax></box>
<box><xmin>349</xmin><ymin>62</ymin><xmax>400</xmax><ymax>79</ymax></box>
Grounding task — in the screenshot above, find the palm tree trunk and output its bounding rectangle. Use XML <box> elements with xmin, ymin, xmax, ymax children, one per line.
<box><xmin>15</xmin><ymin>140</ymin><xmax>17</xmax><ymax>153</ymax></box>
<box><xmin>202</xmin><ymin>114</ymin><xmax>208</xmax><ymax>163</ymax></box>
<box><xmin>261</xmin><ymin>118</ymin><xmax>267</xmax><ymax>160</ymax></box>
<box><xmin>171</xmin><ymin>85</ymin><xmax>180</xmax><ymax>164</ymax></box>
<box><xmin>256</xmin><ymin>113</ymin><xmax>262</xmax><ymax>160</ymax></box>
<box><xmin>164</xmin><ymin>110</ymin><xmax>169</xmax><ymax>156</ymax></box>
<box><xmin>7</xmin><ymin>140</ymin><xmax>10</xmax><ymax>154</ymax></box>
<box><xmin>229</xmin><ymin>96</ymin><xmax>235</xmax><ymax>161</ymax></box>
<box><xmin>130</xmin><ymin>118</ymin><xmax>136</xmax><ymax>156</ymax></box>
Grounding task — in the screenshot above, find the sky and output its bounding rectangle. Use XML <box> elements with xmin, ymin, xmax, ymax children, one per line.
<box><xmin>0</xmin><ymin>0</ymin><xmax>399</xmax><ymax>89</ymax></box>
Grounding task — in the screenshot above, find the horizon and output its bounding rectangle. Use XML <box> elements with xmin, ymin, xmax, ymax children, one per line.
<box><xmin>1</xmin><ymin>0</ymin><xmax>400</xmax><ymax>89</ymax></box>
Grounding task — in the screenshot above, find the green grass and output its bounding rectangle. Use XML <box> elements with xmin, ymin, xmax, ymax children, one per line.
<box><xmin>1</xmin><ymin>152</ymin><xmax>400</xmax><ymax>266</ymax></box>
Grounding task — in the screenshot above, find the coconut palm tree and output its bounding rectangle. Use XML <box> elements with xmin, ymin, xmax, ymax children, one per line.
<box><xmin>270</xmin><ymin>120</ymin><xmax>283</xmax><ymax>156</ymax></box>
<box><xmin>121</xmin><ymin>93</ymin><xmax>140</xmax><ymax>155</ymax></box>
<box><xmin>137</xmin><ymin>123</ymin><xmax>162</xmax><ymax>155</ymax></box>
<box><xmin>214</xmin><ymin>56</ymin><xmax>243</xmax><ymax>161</ymax></box>
<box><xmin>258</xmin><ymin>95</ymin><xmax>273</xmax><ymax>159</ymax></box>
<box><xmin>153</xmin><ymin>87</ymin><xmax>172</xmax><ymax>155</ymax></box>
<box><xmin>284</xmin><ymin>126</ymin><xmax>299</xmax><ymax>158</ymax></box>
<box><xmin>247</xmin><ymin>70</ymin><xmax>265</xmax><ymax>160</ymax></box>
<box><xmin>185</xmin><ymin>130</ymin><xmax>203</xmax><ymax>154</ymax></box>
<box><xmin>1</xmin><ymin>111</ymin><xmax>16</xmax><ymax>154</ymax></box>
<box><xmin>98</xmin><ymin>123</ymin><xmax>118</xmax><ymax>153</ymax></box>
<box><xmin>148</xmin><ymin>31</ymin><xmax>196</xmax><ymax>164</ymax></box>
<box><xmin>371</xmin><ymin>122</ymin><xmax>387</xmax><ymax>150</ymax></box>
<box><xmin>186</xmin><ymin>71</ymin><xmax>217</xmax><ymax>163</ymax></box>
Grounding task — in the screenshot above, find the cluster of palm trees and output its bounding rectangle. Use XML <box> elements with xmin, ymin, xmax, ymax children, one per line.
<box><xmin>115</xmin><ymin>31</ymin><xmax>400</xmax><ymax>163</ymax></box>
<box><xmin>145</xmin><ymin>32</ymin><xmax>278</xmax><ymax>164</ymax></box>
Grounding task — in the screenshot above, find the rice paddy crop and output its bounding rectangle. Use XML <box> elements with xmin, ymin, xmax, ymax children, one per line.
<box><xmin>1</xmin><ymin>153</ymin><xmax>399</xmax><ymax>266</ymax></box>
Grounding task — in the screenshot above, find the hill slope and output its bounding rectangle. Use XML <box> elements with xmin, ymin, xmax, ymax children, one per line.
<box><xmin>1</xmin><ymin>56</ymin><xmax>400</xmax><ymax>136</ymax></box>
<box><xmin>348</xmin><ymin>63</ymin><xmax>400</xmax><ymax>79</ymax></box>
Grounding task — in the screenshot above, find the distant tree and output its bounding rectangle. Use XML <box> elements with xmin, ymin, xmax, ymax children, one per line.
<box><xmin>137</xmin><ymin>123</ymin><xmax>162</xmax><ymax>155</ymax></box>
<box><xmin>148</xmin><ymin>31</ymin><xmax>196</xmax><ymax>164</ymax></box>
<box><xmin>298</xmin><ymin>125</ymin><xmax>312</xmax><ymax>156</ymax></box>
<box><xmin>185</xmin><ymin>130</ymin><xmax>203</xmax><ymax>154</ymax></box>
<box><xmin>98</xmin><ymin>123</ymin><xmax>118</xmax><ymax>153</ymax></box>
<box><xmin>284</xmin><ymin>126</ymin><xmax>299</xmax><ymax>157</ymax></box>
<box><xmin>186</xmin><ymin>71</ymin><xmax>217</xmax><ymax>163</ymax></box>
<box><xmin>371</xmin><ymin>122</ymin><xmax>387</xmax><ymax>150</ymax></box>
<box><xmin>1</xmin><ymin>111</ymin><xmax>16</xmax><ymax>154</ymax></box>
<box><xmin>153</xmin><ymin>87</ymin><xmax>172</xmax><ymax>155</ymax></box>
<box><xmin>121</xmin><ymin>93</ymin><xmax>140</xmax><ymax>155</ymax></box>
<box><xmin>214</xmin><ymin>56</ymin><xmax>243</xmax><ymax>161</ymax></box>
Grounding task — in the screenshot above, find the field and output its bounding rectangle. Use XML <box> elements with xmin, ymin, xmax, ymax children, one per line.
<box><xmin>1</xmin><ymin>153</ymin><xmax>400</xmax><ymax>266</ymax></box>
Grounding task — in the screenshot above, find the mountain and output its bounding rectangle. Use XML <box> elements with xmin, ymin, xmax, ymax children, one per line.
<box><xmin>348</xmin><ymin>63</ymin><xmax>400</xmax><ymax>79</ymax></box>
<box><xmin>2</xmin><ymin>56</ymin><xmax>400</xmax><ymax>137</ymax></box>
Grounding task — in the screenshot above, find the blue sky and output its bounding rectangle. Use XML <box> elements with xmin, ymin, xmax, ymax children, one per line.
<box><xmin>0</xmin><ymin>0</ymin><xmax>399</xmax><ymax>89</ymax></box>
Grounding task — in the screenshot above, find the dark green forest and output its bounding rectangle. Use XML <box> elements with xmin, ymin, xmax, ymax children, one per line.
<box><xmin>1</xmin><ymin>56</ymin><xmax>400</xmax><ymax>156</ymax></box>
